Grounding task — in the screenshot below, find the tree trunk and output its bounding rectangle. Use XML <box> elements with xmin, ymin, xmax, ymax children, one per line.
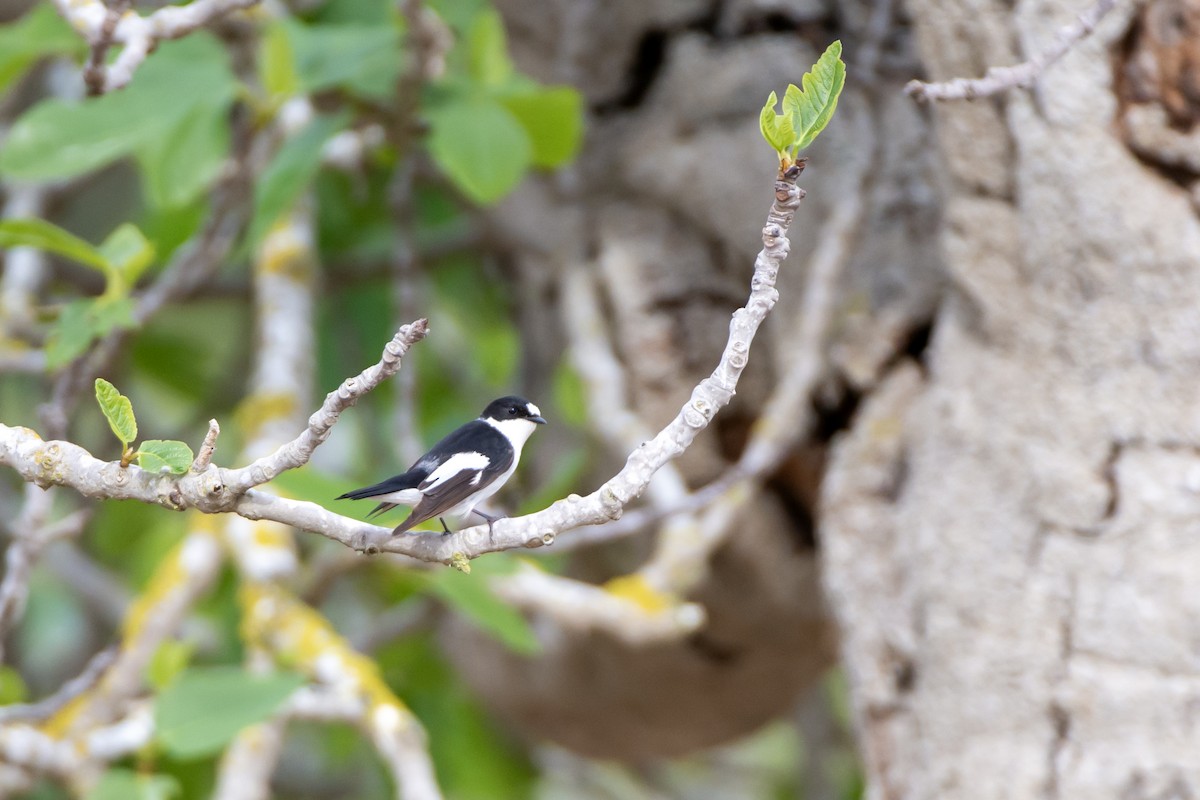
<box><xmin>823</xmin><ymin>0</ymin><xmax>1200</xmax><ymax>797</ymax></box>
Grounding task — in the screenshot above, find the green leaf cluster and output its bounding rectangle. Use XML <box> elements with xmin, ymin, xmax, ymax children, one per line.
<box><xmin>0</xmin><ymin>36</ymin><xmax>237</xmax><ymax>211</ymax></box>
<box><xmin>94</xmin><ymin>379</ymin><xmax>194</xmax><ymax>472</ymax></box>
<box><xmin>424</xmin><ymin>8</ymin><xmax>584</xmax><ymax>203</ymax></box>
<box><xmin>0</xmin><ymin>5</ymin><xmax>82</xmax><ymax>94</ymax></box>
<box><xmin>759</xmin><ymin>40</ymin><xmax>846</xmax><ymax>168</ymax></box>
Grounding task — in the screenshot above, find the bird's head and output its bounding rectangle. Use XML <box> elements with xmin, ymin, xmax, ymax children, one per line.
<box><xmin>482</xmin><ymin>396</ymin><xmax>547</xmax><ymax>426</ymax></box>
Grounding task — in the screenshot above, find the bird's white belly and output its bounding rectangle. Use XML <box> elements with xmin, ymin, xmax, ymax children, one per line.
<box><xmin>448</xmin><ymin>457</ymin><xmax>518</xmax><ymax>517</ymax></box>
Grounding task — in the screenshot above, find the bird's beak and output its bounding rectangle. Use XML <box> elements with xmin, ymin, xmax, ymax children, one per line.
<box><xmin>529</xmin><ymin>415</ymin><xmax>547</xmax><ymax>425</ymax></box>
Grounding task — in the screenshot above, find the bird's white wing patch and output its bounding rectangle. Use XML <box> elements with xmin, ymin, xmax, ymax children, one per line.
<box><xmin>421</xmin><ymin>452</ymin><xmax>489</xmax><ymax>492</ymax></box>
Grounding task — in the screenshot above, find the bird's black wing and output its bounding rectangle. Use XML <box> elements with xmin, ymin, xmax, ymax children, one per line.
<box><xmin>393</xmin><ymin>423</ymin><xmax>514</xmax><ymax>534</ymax></box>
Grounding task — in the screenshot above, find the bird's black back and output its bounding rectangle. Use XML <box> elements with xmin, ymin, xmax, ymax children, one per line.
<box><xmin>336</xmin><ymin>419</ymin><xmax>512</xmax><ymax>501</ymax></box>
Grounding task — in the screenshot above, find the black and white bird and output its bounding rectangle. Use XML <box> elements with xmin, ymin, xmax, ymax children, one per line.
<box><xmin>337</xmin><ymin>396</ymin><xmax>546</xmax><ymax>535</ymax></box>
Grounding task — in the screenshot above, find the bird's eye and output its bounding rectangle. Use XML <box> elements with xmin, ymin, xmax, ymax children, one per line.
<box><xmin>510</xmin><ymin>405</ymin><xmax>520</xmax><ymax>414</ymax></box>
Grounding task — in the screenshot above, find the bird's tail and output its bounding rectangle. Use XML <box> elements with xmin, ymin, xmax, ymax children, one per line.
<box><xmin>336</xmin><ymin>471</ymin><xmax>420</xmax><ymax>501</ymax></box>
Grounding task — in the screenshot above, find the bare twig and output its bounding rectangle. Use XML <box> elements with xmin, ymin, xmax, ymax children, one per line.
<box><xmin>560</xmin><ymin>266</ymin><xmax>689</xmax><ymax>509</ymax></box>
<box><xmin>55</xmin><ymin>525</ymin><xmax>222</xmax><ymax>734</ymax></box>
<box><xmin>0</xmin><ymin>490</ymin><xmax>90</xmax><ymax>661</ymax></box>
<box><xmin>83</xmin><ymin>0</ymin><xmax>131</xmax><ymax>96</ymax></box>
<box><xmin>51</xmin><ymin>0</ymin><xmax>263</xmax><ymax>93</ymax></box>
<box><xmin>905</xmin><ymin>0</ymin><xmax>1120</xmax><ymax>101</ymax></box>
<box><xmin>191</xmin><ymin>419</ymin><xmax>221</xmax><ymax>473</ymax></box>
<box><xmin>0</xmin><ymin>647</ymin><xmax>118</xmax><ymax>724</ymax></box>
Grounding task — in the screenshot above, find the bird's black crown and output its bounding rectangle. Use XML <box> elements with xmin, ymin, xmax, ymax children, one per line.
<box><xmin>482</xmin><ymin>395</ymin><xmax>546</xmax><ymax>424</ymax></box>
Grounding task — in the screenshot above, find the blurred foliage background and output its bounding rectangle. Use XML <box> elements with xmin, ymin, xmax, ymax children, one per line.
<box><xmin>0</xmin><ymin>0</ymin><xmax>863</xmax><ymax>797</ymax></box>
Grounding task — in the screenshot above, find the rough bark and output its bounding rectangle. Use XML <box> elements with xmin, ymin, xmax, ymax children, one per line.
<box><xmin>823</xmin><ymin>0</ymin><xmax>1200</xmax><ymax>797</ymax></box>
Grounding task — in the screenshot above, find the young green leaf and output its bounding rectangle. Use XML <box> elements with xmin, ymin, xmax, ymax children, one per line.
<box><xmin>0</xmin><ymin>35</ymin><xmax>236</xmax><ymax>181</ymax></box>
<box><xmin>137</xmin><ymin>440</ymin><xmax>195</xmax><ymax>475</ymax></box>
<box><xmin>146</xmin><ymin>640</ymin><xmax>195</xmax><ymax>691</ymax></box>
<box><xmin>155</xmin><ymin>666</ymin><xmax>305</xmax><ymax>759</ymax></box>
<box><xmin>783</xmin><ymin>40</ymin><xmax>845</xmax><ymax>151</ymax></box>
<box><xmin>94</xmin><ymin>378</ymin><xmax>137</xmax><ymax>447</ymax></box>
<box><xmin>283</xmin><ymin>20</ymin><xmax>400</xmax><ymax>99</ymax></box>
<box><xmin>0</xmin><ymin>665</ymin><xmax>27</xmax><ymax>705</ymax></box>
<box><xmin>0</xmin><ymin>5</ymin><xmax>82</xmax><ymax>94</ymax></box>
<box><xmin>137</xmin><ymin>104</ymin><xmax>231</xmax><ymax>210</ymax></box>
<box><xmin>260</xmin><ymin>22</ymin><xmax>299</xmax><ymax>99</ymax></box>
<box><xmin>500</xmin><ymin>86</ymin><xmax>584</xmax><ymax>168</ymax></box>
<box><xmin>99</xmin><ymin>224</ymin><xmax>156</xmax><ymax>287</ymax></box>
<box><xmin>466</xmin><ymin>8</ymin><xmax>513</xmax><ymax>87</ymax></box>
<box><xmin>46</xmin><ymin>297</ymin><xmax>136</xmax><ymax>369</ymax></box>
<box><xmin>0</xmin><ymin>219</ymin><xmax>110</xmax><ymax>273</ymax></box>
<box><xmin>424</xmin><ymin>566</ymin><xmax>540</xmax><ymax>655</ymax></box>
<box><xmin>245</xmin><ymin>112</ymin><xmax>348</xmax><ymax>251</ymax></box>
<box><xmin>86</xmin><ymin>769</ymin><xmax>180</xmax><ymax>800</ymax></box>
<box><xmin>426</xmin><ymin>95</ymin><xmax>532</xmax><ymax>204</ymax></box>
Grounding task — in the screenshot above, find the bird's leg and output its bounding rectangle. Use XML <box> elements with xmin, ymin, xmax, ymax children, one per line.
<box><xmin>472</xmin><ymin>509</ymin><xmax>505</xmax><ymax>535</ymax></box>
<box><xmin>438</xmin><ymin>517</ymin><xmax>451</xmax><ymax>535</ymax></box>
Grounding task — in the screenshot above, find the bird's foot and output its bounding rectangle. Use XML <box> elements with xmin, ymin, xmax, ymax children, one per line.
<box><xmin>473</xmin><ymin>509</ymin><xmax>506</xmax><ymax>535</ymax></box>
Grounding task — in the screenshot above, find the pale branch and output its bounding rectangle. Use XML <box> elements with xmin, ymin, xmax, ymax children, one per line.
<box><xmin>62</xmin><ymin>528</ymin><xmax>222</xmax><ymax>735</ymax></box>
<box><xmin>0</xmin><ymin>322</ymin><xmax>428</xmax><ymax>522</ymax></box>
<box><xmin>83</xmin><ymin>0</ymin><xmax>130</xmax><ymax>96</ymax></box>
<box><xmin>228</xmin><ymin>318</ymin><xmax>429</xmax><ymax>493</ymax></box>
<box><xmin>370</xmin><ymin>704</ymin><xmax>443</xmax><ymax>800</ymax></box>
<box><xmin>1</xmin><ymin>184</ymin><xmax>48</xmax><ymax>337</ymax></box>
<box><xmin>51</xmin><ymin>0</ymin><xmax>262</xmax><ymax>94</ymax></box>
<box><xmin>491</xmin><ymin>565</ymin><xmax>705</xmax><ymax>644</ymax></box>
<box><xmin>357</xmin><ymin>165</ymin><xmax>807</xmax><ymax>560</ymax></box>
<box><xmin>905</xmin><ymin>0</ymin><xmax>1120</xmax><ymax>101</ymax></box>
<box><xmin>645</xmin><ymin>101</ymin><xmax>869</xmax><ymax>591</ymax></box>
<box><xmin>0</xmin><ymin>489</ymin><xmax>89</xmax><ymax>662</ymax></box>
<box><xmin>0</xmin><ymin>168</ymin><xmax>805</xmax><ymax>565</ymax></box>
<box><xmin>214</xmin><ymin>717</ymin><xmax>287</xmax><ymax>800</ymax></box>
<box><xmin>560</xmin><ymin>266</ymin><xmax>690</xmax><ymax>509</ymax></box>
<box><xmin>0</xmin><ymin>647</ymin><xmax>117</xmax><ymax>724</ymax></box>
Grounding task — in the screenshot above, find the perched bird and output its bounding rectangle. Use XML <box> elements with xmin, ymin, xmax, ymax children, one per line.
<box><xmin>337</xmin><ymin>396</ymin><xmax>546</xmax><ymax>535</ymax></box>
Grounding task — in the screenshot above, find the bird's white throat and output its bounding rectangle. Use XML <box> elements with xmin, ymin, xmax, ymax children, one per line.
<box><xmin>483</xmin><ymin>416</ymin><xmax>538</xmax><ymax>454</ymax></box>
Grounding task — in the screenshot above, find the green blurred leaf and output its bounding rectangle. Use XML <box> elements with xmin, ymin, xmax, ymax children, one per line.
<box><xmin>0</xmin><ymin>219</ymin><xmax>110</xmax><ymax>273</ymax></box>
<box><xmin>46</xmin><ymin>297</ymin><xmax>135</xmax><ymax>369</ymax></box>
<box><xmin>260</xmin><ymin>22</ymin><xmax>299</xmax><ymax>99</ymax></box>
<box><xmin>147</xmin><ymin>640</ymin><xmax>195</xmax><ymax>692</ymax></box>
<box><xmin>758</xmin><ymin>91</ymin><xmax>794</xmax><ymax>155</ymax></box>
<box><xmin>426</xmin><ymin>96</ymin><xmax>531</xmax><ymax>204</ymax></box>
<box><xmin>0</xmin><ymin>36</ymin><xmax>236</xmax><ymax>181</ymax></box>
<box><xmin>137</xmin><ymin>440</ymin><xmax>195</xmax><ymax>474</ymax></box>
<box><xmin>138</xmin><ymin>104</ymin><xmax>230</xmax><ymax>210</ymax></box>
<box><xmin>94</xmin><ymin>378</ymin><xmax>137</xmax><ymax>446</ymax></box>
<box><xmin>246</xmin><ymin>113</ymin><xmax>348</xmax><ymax>251</ymax></box>
<box><xmin>155</xmin><ymin>666</ymin><xmax>305</xmax><ymax>760</ymax></box>
<box><xmin>0</xmin><ymin>665</ymin><xmax>27</xmax><ymax>705</ymax></box>
<box><xmin>86</xmin><ymin>770</ymin><xmax>179</xmax><ymax>800</ymax></box>
<box><xmin>0</xmin><ymin>5</ymin><xmax>81</xmax><ymax>94</ymax></box>
<box><xmin>466</xmin><ymin>8</ymin><xmax>512</xmax><ymax>86</ymax></box>
<box><xmin>46</xmin><ymin>301</ymin><xmax>95</xmax><ymax>369</ymax></box>
<box><xmin>284</xmin><ymin>20</ymin><xmax>401</xmax><ymax>99</ymax></box>
<box><xmin>99</xmin><ymin>224</ymin><xmax>155</xmax><ymax>286</ymax></box>
<box><xmin>424</xmin><ymin>567</ymin><xmax>540</xmax><ymax>655</ymax></box>
<box><xmin>500</xmin><ymin>86</ymin><xmax>583</xmax><ymax>168</ymax></box>
<box><xmin>783</xmin><ymin>40</ymin><xmax>845</xmax><ymax>151</ymax></box>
